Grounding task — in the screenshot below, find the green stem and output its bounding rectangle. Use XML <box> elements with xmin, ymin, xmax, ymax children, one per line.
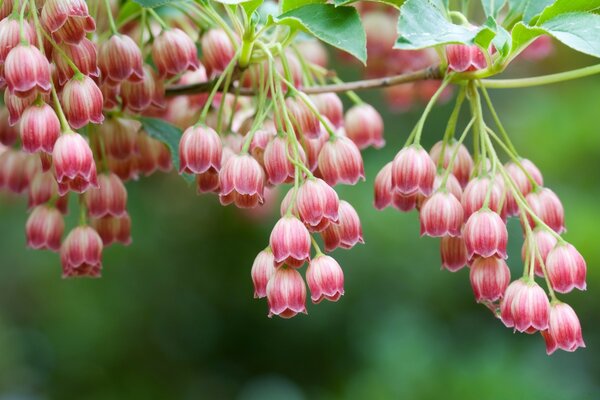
<box><xmin>216</xmin><ymin>66</ymin><xmax>234</xmax><ymax>133</ymax></box>
<box><xmin>311</xmin><ymin>235</ymin><xmax>323</xmax><ymax>257</ymax></box>
<box><xmin>198</xmin><ymin>50</ymin><xmax>239</xmax><ymax>123</ymax></box>
<box><xmin>51</xmin><ymin>86</ymin><xmax>70</xmax><ymax>131</ymax></box>
<box><xmin>147</xmin><ymin>8</ymin><xmax>168</xmax><ymax>30</ymax></box>
<box><xmin>478</xmin><ymin>83</ymin><xmax>519</xmax><ymax>156</ymax></box>
<box><xmin>79</xmin><ymin>195</ymin><xmax>88</xmax><ymax>225</ymax></box>
<box><xmin>103</xmin><ymin>0</ymin><xmax>118</xmax><ymax>34</ymax></box>
<box><xmin>440</xmin><ymin>117</ymin><xmax>475</xmax><ymax>188</ymax></box>
<box><xmin>41</xmin><ymin>28</ymin><xmax>82</xmax><ymax>76</ymax></box>
<box><xmin>438</xmin><ymin>87</ymin><xmax>466</xmax><ymax>170</ymax></box>
<box><xmin>480</xmin><ymin>64</ymin><xmax>600</xmax><ymax>89</ymax></box>
<box><xmin>413</xmin><ymin>78</ymin><xmax>451</xmax><ymax>144</ymax></box>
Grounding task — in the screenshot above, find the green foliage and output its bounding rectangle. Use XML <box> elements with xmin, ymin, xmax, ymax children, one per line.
<box><xmin>281</xmin><ymin>0</ymin><xmax>325</xmax><ymax>13</ymax></box>
<box><xmin>333</xmin><ymin>0</ymin><xmax>405</xmax><ymax>9</ymax></box>
<box><xmin>481</xmin><ymin>0</ymin><xmax>506</xmax><ymax>17</ymax></box>
<box><xmin>273</xmin><ymin>4</ymin><xmax>367</xmax><ymax>64</ymax></box>
<box><xmin>132</xmin><ymin>0</ymin><xmax>181</xmax><ymax>8</ymax></box>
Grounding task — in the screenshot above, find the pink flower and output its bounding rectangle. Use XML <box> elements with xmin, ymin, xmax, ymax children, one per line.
<box><xmin>306</xmin><ymin>255</ymin><xmax>344</xmax><ymax>303</ymax></box>
<box><xmin>26</xmin><ymin>205</ymin><xmax>65</xmax><ymax>251</ymax></box>
<box><xmin>521</xmin><ymin>228</ymin><xmax>557</xmax><ymax>277</ymax></box>
<box><xmin>545</xmin><ymin>242</ymin><xmax>586</xmax><ymax>293</ymax></box>
<box><xmin>269</xmin><ymin>215</ymin><xmax>311</xmax><ymax>268</ymax></box>
<box><xmin>391</xmin><ymin>144</ymin><xmax>436</xmax><ymax>196</ymax></box>
<box><xmin>152</xmin><ymin>28</ymin><xmax>199</xmax><ymax>78</ymax></box>
<box><xmin>4</xmin><ymin>44</ymin><xmax>51</xmax><ymax>97</ymax></box>
<box><xmin>264</xmin><ymin>136</ymin><xmax>306</xmax><ymax>185</ymax></box>
<box><xmin>4</xmin><ymin>91</ymin><xmax>36</xmax><ymax>126</ymax></box>
<box><xmin>429</xmin><ymin>140</ymin><xmax>473</xmax><ymax>188</ymax></box>
<box><xmin>19</xmin><ymin>103</ymin><xmax>60</xmax><ymax>154</ymax></box>
<box><xmin>179</xmin><ymin>125</ymin><xmax>222</xmax><ymax>175</ymax></box>
<box><xmin>91</xmin><ymin>214</ymin><xmax>132</xmax><ymax>246</ymax></box>
<box><xmin>503</xmin><ymin>279</ymin><xmax>550</xmax><ymax>333</ymax></box>
<box><xmin>321</xmin><ymin>200</ymin><xmax>364</xmax><ymax>252</ymax></box>
<box><xmin>99</xmin><ymin>34</ymin><xmax>144</xmax><ymax>84</ymax></box>
<box><xmin>121</xmin><ymin>66</ymin><xmax>165</xmax><ymax>113</ymax></box>
<box><xmin>251</xmin><ymin>249</ymin><xmax>276</xmax><ymax>299</ymax></box>
<box><xmin>318</xmin><ymin>135</ymin><xmax>365</xmax><ymax>186</ymax></box>
<box><xmin>542</xmin><ymin>302</ymin><xmax>585</xmax><ymax>355</ymax></box>
<box><xmin>53</xmin><ymin>38</ymin><xmax>100</xmax><ymax>85</ymax></box>
<box><xmin>60</xmin><ymin>75</ymin><xmax>104</xmax><ymax>129</ymax></box>
<box><xmin>100</xmin><ymin>117</ymin><xmax>140</xmax><ymax>160</ymax></box>
<box><xmin>373</xmin><ymin>162</ymin><xmax>394</xmax><ymax>210</ymax></box>
<box><xmin>201</xmin><ymin>29</ymin><xmax>236</xmax><ymax>75</ymax></box>
<box><xmin>312</xmin><ymin>93</ymin><xmax>343</xmax><ymax>129</ymax></box>
<box><xmin>0</xmin><ymin>149</ymin><xmax>29</xmax><ymax>193</ymax></box>
<box><xmin>461</xmin><ymin>176</ymin><xmax>505</xmax><ymax>219</ymax></box>
<box><xmin>60</xmin><ymin>226</ymin><xmax>103</xmax><ymax>278</ymax></box>
<box><xmin>463</xmin><ymin>209</ymin><xmax>508</xmax><ymax>260</ymax></box>
<box><xmin>446</xmin><ymin>44</ymin><xmax>487</xmax><ymax>72</ymax></box>
<box><xmin>296</xmin><ymin>178</ymin><xmax>339</xmax><ymax>232</ymax></box>
<box><xmin>28</xmin><ymin>171</ymin><xmax>69</xmax><ymax>213</ymax></box>
<box><xmin>344</xmin><ymin>103</ymin><xmax>385</xmax><ymax>149</ymax></box>
<box><xmin>52</xmin><ymin>132</ymin><xmax>98</xmax><ymax>195</ymax></box>
<box><xmin>284</xmin><ymin>96</ymin><xmax>322</xmax><ymax>139</ymax></box>
<box><xmin>0</xmin><ymin>16</ymin><xmax>35</xmax><ymax>64</ymax></box>
<box><xmin>84</xmin><ymin>173</ymin><xmax>128</xmax><ymax>218</ymax></box>
<box><xmin>41</xmin><ymin>0</ymin><xmax>95</xmax><ymax>44</ymax></box>
<box><xmin>525</xmin><ymin>188</ymin><xmax>565</xmax><ymax>233</ymax></box>
<box><xmin>504</xmin><ymin>159</ymin><xmax>543</xmax><ymax>216</ymax></box>
<box><xmin>219</xmin><ymin>154</ymin><xmax>265</xmax><ymax>208</ymax></box>
<box><xmin>469</xmin><ymin>256</ymin><xmax>511</xmax><ymax>302</ymax></box>
<box><xmin>419</xmin><ymin>191</ymin><xmax>464</xmax><ymax>237</ymax></box>
<box><xmin>266</xmin><ymin>267</ymin><xmax>307</xmax><ymax>318</ymax></box>
<box><xmin>440</xmin><ymin>235</ymin><xmax>468</xmax><ymax>272</ymax></box>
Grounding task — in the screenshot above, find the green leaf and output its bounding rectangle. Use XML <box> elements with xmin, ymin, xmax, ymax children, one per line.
<box><xmin>132</xmin><ymin>0</ymin><xmax>181</xmax><ymax>8</ymax></box>
<box><xmin>395</xmin><ymin>0</ymin><xmax>497</xmax><ymax>50</ymax></box>
<box><xmin>333</xmin><ymin>0</ymin><xmax>404</xmax><ymax>9</ymax></box>
<box><xmin>485</xmin><ymin>16</ymin><xmax>512</xmax><ymax>57</ymax></box>
<box><xmin>536</xmin><ymin>0</ymin><xmax>600</xmax><ymax>24</ymax></box>
<box><xmin>481</xmin><ymin>0</ymin><xmax>506</xmax><ymax>17</ymax></box>
<box><xmin>273</xmin><ymin>4</ymin><xmax>367</xmax><ymax>64</ymax></box>
<box><xmin>523</xmin><ymin>0</ymin><xmax>554</xmax><ymax>23</ymax></box>
<box><xmin>241</xmin><ymin>0</ymin><xmax>263</xmax><ymax>16</ymax></box>
<box><xmin>138</xmin><ymin>117</ymin><xmax>193</xmax><ymax>183</ymax></box>
<box><xmin>282</xmin><ymin>0</ymin><xmax>325</xmax><ymax>13</ymax></box>
<box><xmin>117</xmin><ymin>1</ymin><xmax>142</xmax><ymax>24</ymax></box>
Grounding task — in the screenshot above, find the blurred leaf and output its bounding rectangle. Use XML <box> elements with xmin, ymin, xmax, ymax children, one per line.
<box><xmin>241</xmin><ymin>0</ymin><xmax>264</xmax><ymax>16</ymax></box>
<box><xmin>481</xmin><ymin>0</ymin><xmax>506</xmax><ymax>17</ymax></box>
<box><xmin>273</xmin><ymin>4</ymin><xmax>367</xmax><ymax>64</ymax></box>
<box><xmin>523</xmin><ymin>0</ymin><xmax>554</xmax><ymax>22</ymax></box>
<box><xmin>395</xmin><ymin>0</ymin><xmax>497</xmax><ymax>50</ymax></box>
<box><xmin>117</xmin><ymin>1</ymin><xmax>142</xmax><ymax>24</ymax></box>
<box><xmin>536</xmin><ymin>0</ymin><xmax>600</xmax><ymax>23</ymax></box>
<box><xmin>138</xmin><ymin>117</ymin><xmax>193</xmax><ymax>183</ymax></box>
<box><xmin>132</xmin><ymin>0</ymin><xmax>183</xmax><ymax>7</ymax></box>
<box><xmin>486</xmin><ymin>17</ymin><xmax>512</xmax><ymax>56</ymax></box>
<box><xmin>333</xmin><ymin>0</ymin><xmax>404</xmax><ymax>9</ymax></box>
<box><xmin>281</xmin><ymin>0</ymin><xmax>325</xmax><ymax>13</ymax></box>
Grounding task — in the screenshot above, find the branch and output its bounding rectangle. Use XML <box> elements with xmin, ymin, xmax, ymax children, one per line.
<box><xmin>165</xmin><ymin>66</ymin><xmax>444</xmax><ymax>97</ymax></box>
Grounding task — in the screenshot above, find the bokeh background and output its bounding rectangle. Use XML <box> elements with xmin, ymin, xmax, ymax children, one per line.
<box><xmin>0</xmin><ymin>43</ymin><xmax>599</xmax><ymax>399</ymax></box>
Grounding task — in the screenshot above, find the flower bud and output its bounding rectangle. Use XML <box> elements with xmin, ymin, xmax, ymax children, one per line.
<box><xmin>284</xmin><ymin>96</ymin><xmax>322</xmax><ymax>139</ymax></box>
<box><xmin>0</xmin><ymin>16</ymin><xmax>35</xmax><ymax>64</ymax></box>
<box><xmin>306</xmin><ymin>255</ymin><xmax>344</xmax><ymax>303</ymax></box>
<box><xmin>53</xmin><ymin>38</ymin><xmax>99</xmax><ymax>85</ymax></box>
<box><xmin>525</xmin><ymin>188</ymin><xmax>565</xmax><ymax>233</ymax></box>
<box><xmin>60</xmin><ymin>75</ymin><xmax>104</xmax><ymax>129</ymax></box>
<box><xmin>542</xmin><ymin>302</ymin><xmax>585</xmax><ymax>355</ymax></box>
<box><xmin>179</xmin><ymin>125</ymin><xmax>222</xmax><ymax>175</ymax></box>
<box><xmin>446</xmin><ymin>44</ymin><xmax>487</xmax><ymax>72</ymax></box>
<box><xmin>503</xmin><ymin>279</ymin><xmax>550</xmax><ymax>333</ymax></box>
<box><xmin>419</xmin><ymin>191</ymin><xmax>464</xmax><ymax>237</ymax></box>
<box><xmin>219</xmin><ymin>154</ymin><xmax>265</xmax><ymax>208</ymax></box>
<box><xmin>266</xmin><ymin>267</ymin><xmax>307</xmax><ymax>319</ymax></box>
<box><xmin>429</xmin><ymin>140</ymin><xmax>474</xmax><ymax>188</ymax></box>
<box><xmin>52</xmin><ymin>132</ymin><xmax>98</xmax><ymax>195</ymax></box>
<box><xmin>26</xmin><ymin>205</ymin><xmax>64</xmax><ymax>251</ymax></box>
<box><xmin>322</xmin><ymin>200</ymin><xmax>364</xmax><ymax>252</ymax></box>
<box><xmin>391</xmin><ymin>144</ymin><xmax>436</xmax><ymax>196</ymax></box>
<box><xmin>28</xmin><ymin>170</ymin><xmax>68</xmax><ymax>213</ymax></box>
<box><xmin>318</xmin><ymin>136</ymin><xmax>365</xmax><ymax>186</ymax></box>
<box><xmin>470</xmin><ymin>256</ymin><xmax>511</xmax><ymax>302</ymax></box>
<box><xmin>19</xmin><ymin>103</ymin><xmax>60</xmax><ymax>153</ymax></box>
<box><xmin>269</xmin><ymin>215</ymin><xmax>311</xmax><ymax>268</ymax></box>
<box><xmin>461</xmin><ymin>176</ymin><xmax>505</xmax><ymax>219</ymax></box>
<box><xmin>41</xmin><ymin>0</ymin><xmax>95</xmax><ymax>44</ymax></box>
<box><xmin>463</xmin><ymin>209</ymin><xmax>507</xmax><ymax>260</ymax></box>
<box><xmin>90</xmin><ymin>214</ymin><xmax>132</xmax><ymax>246</ymax></box>
<box><xmin>440</xmin><ymin>235</ymin><xmax>468</xmax><ymax>272</ymax></box>
<box><xmin>312</xmin><ymin>93</ymin><xmax>343</xmax><ymax>128</ymax></box>
<box><xmin>4</xmin><ymin>44</ymin><xmax>51</xmax><ymax>97</ymax></box>
<box><xmin>344</xmin><ymin>104</ymin><xmax>385</xmax><ymax>150</ymax></box>
<box><xmin>251</xmin><ymin>249</ymin><xmax>276</xmax><ymax>299</ymax></box>
<box><xmin>263</xmin><ymin>136</ymin><xmax>306</xmax><ymax>185</ymax></box>
<box><xmin>60</xmin><ymin>226</ymin><xmax>103</xmax><ymax>278</ymax></box>
<box><xmin>545</xmin><ymin>242</ymin><xmax>586</xmax><ymax>293</ymax></box>
<box><xmin>296</xmin><ymin>178</ymin><xmax>339</xmax><ymax>232</ymax></box>
<box><xmin>84</xmin><ymin>173</ymin><xmax>127</xmax><ymax>218</ymax></box>
<box><xmin>201</xmin><ymin>29</ymin><xmax>235</xmax><ymax>75</ymax></box>
<box><xmin>99</xmin><ymin>34</ymin><xmax>144</xmax><ymax>84</ymax></box>
<box><xmin>152</xmin><ymin>28</ymin><xmax>199</xmax><ymax>78</ymax></box>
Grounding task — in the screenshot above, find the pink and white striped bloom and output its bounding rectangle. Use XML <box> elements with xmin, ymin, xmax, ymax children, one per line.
<box><xmin>84</xmin><ymin>173</ymin><xmax>128</xmax><ymax>218</ymax></box>
<box><xmin>525</xmin><ymin>188</ymin><xmax>566</xmax><ymax>233</ymax></box>
<box><xmin>318</xmin><ymin>135</ymin><xmax>365</xmax><ymax>186</ymax></box>
<box><xmin>312</xmin><ymin>93</ymin><xmax>343</xmax><ymax>128</ymax></box>
<box><xmin>463</xmin><ymin>209</ymin><xmax>508</xmax><ymax>260</ymax></box>
<box><xmin>285</xmin><ymin>96</ymin><xmax>322</xmax><ymax>139</ymax></box>
<box><xmin>306</xmin><ymin>255</ymin><xmax>344</xmax><ymax>303</ymax></box>
<box><xmin>201</xmin><ymin>29</ymin><xmax>236</xmax><ymax>75</ymax></box>
<box><xmin>60</xmin><ymin>226</ymin><xmax>103</xmax><ymax>278</ymax></box>
<box><xmin>41</xmin><ymin>0</ymin><xmax>95</xmax><ymax>44</ymax></box>
<box><xmin>321</xmin><ymin>200</ymin><xmax>364</xmax><ymax>252</ymax></box>
<box><xmin>296</xmin><ymin>178</ymin><xmax>339</xmax><ymax>232</ymax></box>
<box><xmin>179</xmin><ymin>125</ymin><xmax>222</xmax><ymax>175</ymax></box>
<box><xmin>504</xmin><ymin>159</ymin><xmax>543</xmax><ymax>216</ymax></box>
<box><xmin>542</xmin><ymin>302</ymin><xmax>585</xmax><ymax>355</ymax></box>
<box><xmin>0</xmin><ymin>149</ymin><xmax>29</xmax><ymax>193</ymax></box>
<box><xmin>446</xmin><ymin>44</ymin><xmax>487</xmax><ymax>72</ymax></box>
<box><xmin>4</xmin><ymin>91</ymin><xmax>36</xmax><ymax>126</ymax></box>
<box><xmin>251</xmin><ymin>249</ymin><xmax>276</xmax><ymax>299</ymax></box>
<box><xmin>26</xmin><ymin>205</ymin><xmax>65</xmax><ymax>251</ymax></box>
<box><xmin>99</xmin><ymin>34</ymin><xmax>144</xmax><ymax>84</ymax></box>
<box><xmin>545</xmin><ymin>242</ymin><xmax>586</xmax><ymax>293</ymax></box>
<box><xmin>52</xmin><ymin>132</ymin><xmax>98</xmax><ymax>195</ymax></box>
<box><xmin>53</xmin><ymin>38</ymin><xmax>100</xmax><ymax>85</ymax></box>
<box><xmin>344</xmin><ymin>103</ymin><xmax>385</xmax><ymax>149</ymax></box>
<box><xmin>60</xmin><ymin>75</ymin><xmax>104</xmax><ymax>129</ymax></box>
<box><xmin>28</xmin><ymin>171</ymin><xmax>69</xmax><ymax>213</ymax></box>
<box><xmin>152</xmin><ymin>28</ymin><xmax>199</xmax><ymax>78</ymax></box>
<box><xmin>461</xmin><ymin>176</ymin><xmax>505</xmax><ymax>219</ymax></box>
<box><xmin>440</xmin><ymin>235</ymin><xmax>468</xmax><ymax>272</ymax></box>
<box><xmin>269</xmin><ymin>215</ymin><xmax>311</xmax><ymax>268</ymax></box>
<box><xmin>19</xmin><ymin>103</ymin><xmax>60</xmax><ymax>154</ymax></box>
<box><xmin>219</xmin><ymin>154</ymin><xmax>264</xmax><ymax>208</ymax></box>
<box><xmin>503</xmin><ymin>279</ymin><xmax>550</xmax><ymax>333</ymax></box>
<box><xmin>391</xmin><ymin>145</ymin><xmax>436</xmax><ymax>196</ymax></box>
<box><xmin>266</xmin><ymin>267</ymin><xmax>307</xmax><ymax>319</ymax></box>
<box><xmin>521</xmin><ymin>228</ymin><xmax>557</xmax><ymax>277</ymax></box>
<box><xmin>4</xmin><ymin>45</ymin><xmax>51</xmax><ymax>97</ymax></box>
<box><xmin>263</xmin><ymin>136</ymin><xmax>306</xmax><ymax>185</ymax></box>
<box><xmin>91</xmin><ymin>214</ymin><xmax>132</xmax><ymax>246</ymax></box>
<box><xmin>0</xmin><ymin>17</ymin><xmax>35</xmax><ymax>64</ymax></box>
<box><xmin>469</xmin><ymin>256</ymin><xmax>511</xmax><ymax>302</ymax></box>
<box><xmin>429</xmin><ymin>140</ymin><xmax>473</xmax><ymax>188</ymax></box>
<box><xmin>374</xmin><ymin>162</ymin><xmax>394</xmax><ymax>210</ymax></box>
<box><xmin>419</xmin><ymin>191</ymin><xmax>464</xmax><ymax>237</ymax></box>
<box><xmin>121</xmin><ymin>66</ymin><xmax>165</xmax><ymax>113</ymax></box>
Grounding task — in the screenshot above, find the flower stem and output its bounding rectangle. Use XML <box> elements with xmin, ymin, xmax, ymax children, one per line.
<box><xmin>480</xmin><ymin>64</ymin><xmax>600</xmax><ymax>89</ymax></box>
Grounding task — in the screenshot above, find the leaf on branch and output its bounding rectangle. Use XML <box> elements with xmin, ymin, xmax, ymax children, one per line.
<box><xmin>281</xmin><ymin>0</ymin><xmax>325</xmax><ymax>13</ymax></box>
<box><xmin>395</xmin><ymin>0</ymin><xmax>497</xmax><ymax>50</ymax></box>
<box><xmin>481</xmin><ymin>0</ymin><xmax>507</xmax><ymax>18</ymax></box>
<box><xmin>536</xmin><ymin>0</ymin><xmax>600</xmax><ymax>24</ymax></box>
<box><xmin>138</xmin><ymin>117</ymin><xmax>194</xmax><ymax>183</ymax></box>
<box><xmin>272</xmin><ymin>4</ymin><xmax>367</xmax><ymax>64</ymax></box>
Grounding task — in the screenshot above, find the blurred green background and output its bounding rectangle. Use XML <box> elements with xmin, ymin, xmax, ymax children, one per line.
<box><xmin>1</xmin><ymin>44</ymin><xmax>599</xmax><ymax>399</ymax></box>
